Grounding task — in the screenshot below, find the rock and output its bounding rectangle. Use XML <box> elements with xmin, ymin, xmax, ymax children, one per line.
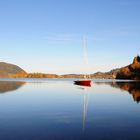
<box><xmin>116</xmin><ymin>56</ymin><xmax>140</xmax><ymax>80</ymax></box>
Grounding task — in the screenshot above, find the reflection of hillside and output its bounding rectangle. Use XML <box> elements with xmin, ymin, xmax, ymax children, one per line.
<box><xmin>0</xmin><ymin>81</ymin><xmax>26</xmax><ymax>93</ymax></box>
<box><xmin>96</xmin><ymin>82</ymin><xmax>140</xmax><ymax>103</ymax></box>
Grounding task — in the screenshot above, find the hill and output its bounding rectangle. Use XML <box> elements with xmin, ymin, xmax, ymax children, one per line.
<box><xmin>0</xmin><ymin>62</ymin><xmax>27</xmax><ymax>78</ymax></box>
<box><xmin>116</xmin><ymin>56</ymin><xmax>140</xmax><ymax>80</ymax></box>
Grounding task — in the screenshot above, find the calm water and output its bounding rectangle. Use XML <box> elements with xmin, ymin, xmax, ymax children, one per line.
<box><xmin>0</xmin><ymin>79</ymin><xmax>140</xmax><ymax>140</ymax></box>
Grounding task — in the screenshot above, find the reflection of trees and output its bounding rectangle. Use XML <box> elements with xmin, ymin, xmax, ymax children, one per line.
<box><xmin>96</xmin><ymin>82</ymin><xmax>140</xmax><ymax>103</ymax></box>
<box><xmin>0</xmin><ymin>81</ymin><xmax>26</xmax><ymax>93</ymax></box>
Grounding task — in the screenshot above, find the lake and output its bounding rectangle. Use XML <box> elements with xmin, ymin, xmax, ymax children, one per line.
<box><xmin>0</xmin><ymin>79</ymin><xmax>140</xmax><ymax>140</ymax></box>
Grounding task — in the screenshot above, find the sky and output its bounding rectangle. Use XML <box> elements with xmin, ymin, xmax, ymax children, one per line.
<box><xmin>0</xmin><ymin>0</ymin><xmax>140</xmax><ymax>74</ymax></box>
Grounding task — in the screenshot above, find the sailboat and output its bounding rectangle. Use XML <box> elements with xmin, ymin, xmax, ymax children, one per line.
<box><xmin>74</xmin><ymin>37</ymin><xmax>92</xmax><ymax>87</ymax></box>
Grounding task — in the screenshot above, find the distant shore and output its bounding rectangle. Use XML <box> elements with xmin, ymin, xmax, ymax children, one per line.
<box><xmin>0</xmin><ymin>56</ymin><xmax>140</xmax><ymax>80</ymax></box>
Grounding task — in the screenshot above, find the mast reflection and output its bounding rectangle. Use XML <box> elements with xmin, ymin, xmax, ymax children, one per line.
<box><xmin>74</xmin><ymin>83</ymin><xmax>91</xmax><ymax>132</ymax></box>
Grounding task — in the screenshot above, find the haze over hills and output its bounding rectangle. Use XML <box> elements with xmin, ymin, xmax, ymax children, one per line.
<box><xmin>61</xmin><ymin>56</ymin><xmax>140</xmax><ymax>79</ymax></box>
<box><xmin>0</xmin><ymin>56</ymin><xmax>140</xmax><ymax>79</ymax></box>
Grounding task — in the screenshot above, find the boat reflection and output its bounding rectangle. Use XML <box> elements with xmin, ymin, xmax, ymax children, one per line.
<box><xmin>0</xmin><ymin>81</ymin><xmax>26</xmax><ymax>93</ymax></box>
<box><xmin>96</xmin><ymin>81</ymin><xmax>140</xmax><ymax>103</ymax></box>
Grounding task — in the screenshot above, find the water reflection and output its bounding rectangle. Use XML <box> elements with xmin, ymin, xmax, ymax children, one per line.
<box><xmin>0</xmin><ymin>80</ymin><xmax>140</xmax><ymax>140</ymax></box>
<box><xmin>96</xmin><ymin>81</ymin><xmax>140</xmax><ymax>103</ymax></box>
<box><xmin>0</xmin><ymin>81</ymin><xmax>26</xmax><ymax>93</ymax></box>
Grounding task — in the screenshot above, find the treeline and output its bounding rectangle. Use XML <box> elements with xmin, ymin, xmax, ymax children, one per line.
<box><xmin>10</xmin><ymin>72</ymin><xmax>60</xmax><ymax>78</ymax></box>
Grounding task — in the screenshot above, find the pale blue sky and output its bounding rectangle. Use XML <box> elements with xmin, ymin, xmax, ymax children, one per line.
<box><xmin>0</xmin><ymin>0</ymin><xmax>140</xmax><ymax>74</ymax></box>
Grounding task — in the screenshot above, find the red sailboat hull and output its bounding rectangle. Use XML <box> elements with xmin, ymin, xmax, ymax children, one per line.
<box><xmin>74</xmin><ymin>80</ymin><xmax>92</xmax><ymax>87</ymax></box>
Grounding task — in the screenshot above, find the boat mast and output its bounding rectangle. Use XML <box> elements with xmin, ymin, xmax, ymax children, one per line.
<box><xmin>83</xmin><ymin>37</ymin><xmax>91</xmax><ymax>79</ymax></box>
